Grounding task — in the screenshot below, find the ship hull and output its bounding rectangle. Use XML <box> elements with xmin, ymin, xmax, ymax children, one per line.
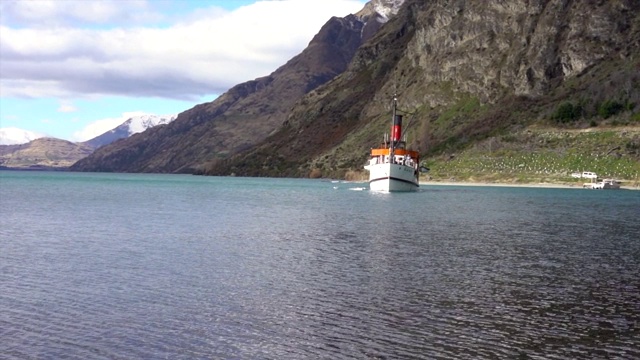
<box><xmin>366</xmin><ymin>163</ymin><xmax>419</xmax><ymax>192</ymax></box>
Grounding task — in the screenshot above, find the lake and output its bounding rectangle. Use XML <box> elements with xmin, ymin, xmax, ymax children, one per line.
<box><xmin>1</xmin><ymin>171</ymin><xmax>638</xmax><ymax>359</ymax></box>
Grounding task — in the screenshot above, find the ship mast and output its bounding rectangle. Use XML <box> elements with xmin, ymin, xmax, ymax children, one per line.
<box><xmin>389</xmin><ymin>93</ymin><xmax>404</xmax><ymax>163</ymax></box>
<box><xmin>390</xmin><ymin>95</ymin><xmax>397</xmax><ymax>160</ymax></box>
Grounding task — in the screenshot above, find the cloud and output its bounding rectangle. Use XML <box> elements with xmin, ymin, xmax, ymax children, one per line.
<box><xmin>0</xmin><ymin>127</ymin><xmax>47</xmax><ymax>145</ymax></box>
<box><xmin>0</xmin><ymin>0</ymin><xmax>365</xmax><ymax>101</ymax></box>
<box><xmin>57</xmin><ymin>101</ymin><xmax>77</xmax><ymax>113</ymax></box>
<box><xmin>0</xmin><ymin>0</ymin><xmax>160</xmax><ymax>27</ymax></box>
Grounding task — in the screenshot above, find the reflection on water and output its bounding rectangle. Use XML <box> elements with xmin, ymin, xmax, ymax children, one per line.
<box><xmin>1</xmin><ymin>172</ymin><xmax>639</xmax><ymax>359</ymax></box>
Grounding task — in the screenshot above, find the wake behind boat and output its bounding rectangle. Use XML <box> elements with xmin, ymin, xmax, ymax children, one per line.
<box><xmin>364</xmin><ymin>96</ymin><xmax>420</xmax><ymax>192</ymax></box>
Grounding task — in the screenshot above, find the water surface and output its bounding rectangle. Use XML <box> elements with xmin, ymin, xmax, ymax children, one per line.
<box><xmin>1</xmin><ymin>171</ymin><xmax>638</xmax><ymax>359</ymax></box>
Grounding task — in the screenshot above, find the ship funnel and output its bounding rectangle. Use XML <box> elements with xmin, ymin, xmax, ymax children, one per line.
<box><xmin>391</xmin><ymin>114</ymin><xmax>402</xmax><ymax>142</ymax></box>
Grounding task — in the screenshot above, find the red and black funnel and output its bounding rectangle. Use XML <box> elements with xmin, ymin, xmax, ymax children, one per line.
<box><xmin>391</xmin><ymin>114</ymin><xmax>402</xmax><ymax>142</ymax></box>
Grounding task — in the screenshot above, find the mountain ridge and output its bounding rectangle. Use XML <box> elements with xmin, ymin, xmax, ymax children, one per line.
<box><xmin>0</xmin><ymin>114</ymin><xmax>175</xmax><ymax>169</ymax></box>
<box><xmin>0</xmin><ymin>138</ymin><xmax>94</xmax><ymax>169</ymax></box>
<box><xmin>70</xmin><ymin>0</ymin><xmax>640</xmax><ymax>181</ymax></box>
<box><xmin>204</xmin><ymin>0</ymin><xmax>640</xmax><ymax>179</ymax></box>
<box><xmin>82</xmin><ymin>114</ymin><xmax>176</xmax><ymax>149</ymax></box>
<box><xmin>70</xmin><ymin>1</ymin><xmax>400</xmax><ymax>173</ymax></box>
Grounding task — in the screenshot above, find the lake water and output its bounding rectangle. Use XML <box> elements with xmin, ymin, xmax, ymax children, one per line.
<box><xmin>1</xmin><ymin>171</ymin><xmax>639</xmax><ymax>359</ymax></box>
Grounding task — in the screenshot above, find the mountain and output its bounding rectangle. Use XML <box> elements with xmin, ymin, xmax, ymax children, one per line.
<box><xmin>70</xmin><ymin>0</ymin><xmax>403</xmax><ymax>173</ymax></box>
<box><xmin>0</xmin><ymin>114</ymin><xmax>176</xmax><ymax>169</ymax></box>
<box><xmin>357</xmin><ymin>0</ymin><xmax>404</xmax><ymax>21</ymax></box>
<box><xmin>82</xmin><ymin>114</ymin><xmax>176</xmax><ymax>149</ymax></box>
<box><xmin>204</xmin><ymin>0</ymin><xmax>640</xmax><ymax>180</ymax></box>
<box><xmin>71</xmin><ymin>0</ymin><xmax>640</xmax><ymax>181</ymax></box>
<box><xmin>0</xmin><ymin>127</ymin><xmax>46</xmax><ymax>145</ymax></box>
<box><xmin>0</xmin><ymin>138</ymin><xmax>94</xmax><ymax>169</ymax></box>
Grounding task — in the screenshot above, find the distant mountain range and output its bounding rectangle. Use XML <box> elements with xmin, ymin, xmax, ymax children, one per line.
<box><xmin>0</xmin><ymin>138</ymin><xmax>94</xmax><ymax>170</ymax></box>
<box><xmin>0</xmin><ymin>114</ymin><xmax>175</xmax><ymax>169</ymax></box>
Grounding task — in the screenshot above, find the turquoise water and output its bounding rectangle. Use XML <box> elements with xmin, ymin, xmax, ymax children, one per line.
<box><xmin>1</xmin><ymin>171</ymin><xmax>639</xmax><ymax>359</ymax></box>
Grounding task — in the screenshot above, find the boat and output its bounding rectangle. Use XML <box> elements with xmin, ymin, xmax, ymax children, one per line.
<box><xmin>583</xmin><ymin>178</ymin><xmax>621</xmax><ymax>189</ymax></box>
<box><xmin>364</xmin><ymin>95</ymin><xmax>420</xmax><ymax>192</ymax></box>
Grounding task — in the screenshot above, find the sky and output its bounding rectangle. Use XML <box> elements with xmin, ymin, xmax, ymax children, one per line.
<box><xmin>0</xmin><ymin>0</ymin><xmax>366</xmax><ymax>142</ymax></box>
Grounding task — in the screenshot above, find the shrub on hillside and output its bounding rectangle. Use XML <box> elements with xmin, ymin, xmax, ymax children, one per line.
<box><xmin>598</xmin><ymin>100</ymin><xmax>624</xmax><ymax>119</ymax></box>
<box><xmin>552</xmin><ymin>102</ymin><xmax>582</xmax><ymax>123</ymax></box>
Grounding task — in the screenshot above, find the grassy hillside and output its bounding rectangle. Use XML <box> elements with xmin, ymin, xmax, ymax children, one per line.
<box><xmin>422</xmin><ymin>125</ymin><xmax>640</xmax><ymax>186</ymax></box>
<box><xmin>0</xmin><ymin>138</ymin><xmax>94</xmax><ymax>169</ymax></box>
<box><xmin>418</xmin><ymin>55</ymin><xmax>640</xmax><ymax>185</ymax></box>
<box><xmin>304</xmin><ymin>64</ymin><xmax>640</xmax><ymax>183</ymax></box>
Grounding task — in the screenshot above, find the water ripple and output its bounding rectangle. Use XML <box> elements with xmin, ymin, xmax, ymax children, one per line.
<box><xmin>1</xmin><ymin>173</ymin><xmax>639</xmax><ymax>359</ymax></box>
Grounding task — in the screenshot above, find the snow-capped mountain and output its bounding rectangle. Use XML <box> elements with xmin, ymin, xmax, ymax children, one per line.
<box><xmin>354</xmin><ymin>0</ymin><xmax>405</xmax><ymax>42</ymax></box>
<box><xmin>0</xmin><ymin>114</ymin><xmax>176</xmax><ymax>169</ymax></box>
<box><xmin>0</xmin><ymin>127</ymin><xmax>46</xmax><ymax>145</ymax></box>
<box><xmin>0</xmin><ymin>114</ymin><xmax>175</xmax><ymax>147</ymax></box>
<box><xmin>372</xmin><ymin>0</ymin><xmax>404</xmax><ymax>21</ymax></box>
<box><xmin>356</xmin><ymin>0</ymin><xmax>405</xmax><ymax>23</ymax></box>
<box><xmin>124</xmin><ymin>114</ymin><xmax>176</xmax><ymax>136</ymax></box>
<box><xmin>82</xmin><ymin>114</ymin><xmax>176</xmax><ymax>149</ymax></box>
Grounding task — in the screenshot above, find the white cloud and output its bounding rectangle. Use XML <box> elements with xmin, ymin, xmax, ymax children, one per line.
<box><xmin>0</xmin><ymin>0</ymin><xmax>366</xmax><ymax>100</ymax></box>
<box><xmin>0</xmin><ymin>127</ymin><xmax>46</xmax><ymax>145</ymax></box>
<box><xmin>57</xmin><ymin>101</ymin><xmax>77</xmax><ymax>113</ymax></box>
<box><xmin>0</xmin><ymin>0</ymin><xmax>157</xmax><ymax>27</ymax></box>
<box><xmin>71</xmin><ymin>111</ymin><xmax>147</xmax><ymax>142</ymax></box>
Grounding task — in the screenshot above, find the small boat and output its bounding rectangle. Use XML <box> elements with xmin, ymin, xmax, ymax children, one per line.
<box><xmin>364</xmin><ymin>95</ymin><xmax>420</xmax><ymax>192</ymax></box>
<box><xmin>583</xmin><ymin>178</ymin><xmax>621</xmax><ymax>189</ymax></box>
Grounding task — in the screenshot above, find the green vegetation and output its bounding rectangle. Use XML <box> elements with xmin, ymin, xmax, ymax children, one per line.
<box><xmin>552</xmin><ymin>102</ymin><xmax>583</xmax><ymax>123</ymax></box>
<box><xmin>428</xmin><ymin>152</ymin><xmax>639</xmax><ymax>182</ymax></box>
<box><xmin>423</xmin><ymin>128</ymin><xmax>640</xmax><ymax>184</ymax></box>
<box><xmin>550</xmin><ymin>98</ymin><xmax>636</xmax><ymax>124</ymax></box>
<box><xmin>434</xmin><ymin>96</ymin><xmax>482</xmax><ymax>128</ymax></box>
<box><xmin>598</xmin><ymin>100</ymin><xmax>625</xmax><ymax>119</ymax></box>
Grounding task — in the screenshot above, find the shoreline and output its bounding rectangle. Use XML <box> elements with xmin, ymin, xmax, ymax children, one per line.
<box><xmin>420</xmin><ymin>181</ymin><xmax>640</xmax><ymax>191</ymax></box>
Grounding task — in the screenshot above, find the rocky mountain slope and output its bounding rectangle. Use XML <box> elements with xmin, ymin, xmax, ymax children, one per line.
<box><xmin>206</xmin><ymin>0</ymin><xmax>640</xmax><ymax>180</ymax></box>
<box><xmin>70</xmin><ymin>0</ymin><xmax>404</xmax><ymax>173</ymax></box>
<box><xmin>71</xmin><ymin>0</ymin><xmax>640</xmax><ymax>181</ymax></box>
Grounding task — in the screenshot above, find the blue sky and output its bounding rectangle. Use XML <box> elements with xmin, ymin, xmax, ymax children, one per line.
<box><xmin>0</xmin><ymin>0</ymin><xmax>365</xmax><ymax>142</ymax></box>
